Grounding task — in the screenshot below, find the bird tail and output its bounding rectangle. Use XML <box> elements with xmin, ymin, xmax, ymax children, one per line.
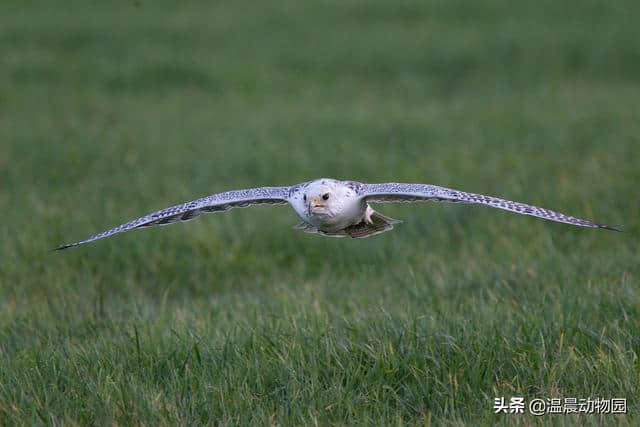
<box><xmin>342</xmin><ymin>210</ymin><xmax>401</xmax><ymax>238</ymax></box>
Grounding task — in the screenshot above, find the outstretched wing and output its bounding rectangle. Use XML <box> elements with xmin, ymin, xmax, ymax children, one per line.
<box><xmin>55</xmin><ymin>186</ymin><xmax>291</xmax><ymax>250</ymax></box>
<box><xmin>358</xmin><ymin>183</ymin><xmax>620</xmax><ymax>231</ymax></box>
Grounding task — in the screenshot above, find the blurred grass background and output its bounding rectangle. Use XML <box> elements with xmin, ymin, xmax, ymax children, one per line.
<box><xmin>1</xmin><ymin>0</ymin><xmax>639</xmax><ymax>424</ymax></box>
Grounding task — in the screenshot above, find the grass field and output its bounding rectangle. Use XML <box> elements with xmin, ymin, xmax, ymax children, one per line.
<box><xmin>1</xmin><ymin>0</ymin><xmax>639</xmax><ymax>424</ymax></box>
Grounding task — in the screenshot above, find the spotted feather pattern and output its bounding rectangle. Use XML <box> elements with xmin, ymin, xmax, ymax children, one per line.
<box><xmin>55</xmin><ymin>186</ymin><xmax>290</xmax><ymax>250</ymax></box>
<box><xmin>359</xmin><ymin>183</ymin><xmax>620</xmax><ymax>231</ymax></box>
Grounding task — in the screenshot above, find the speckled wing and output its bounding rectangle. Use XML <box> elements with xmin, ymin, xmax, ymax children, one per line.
<box><xmin>358</xmin><ymin>183</ymin><xmax>620</xmax><ymax>231</ymax></box>
<box><xmin>55</xmin><ymin>186</ymin><xmax>291</xmax><ymax>250</ymax></box>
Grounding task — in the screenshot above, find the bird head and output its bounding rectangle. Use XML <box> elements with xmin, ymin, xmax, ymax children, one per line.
<box><xmin>304</xmin><ymin>185</ymin><xmax>335</xmax><ymax>215</ymax></box>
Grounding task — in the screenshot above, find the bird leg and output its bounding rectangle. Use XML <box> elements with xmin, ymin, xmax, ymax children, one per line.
<box><xmin>364</xmin><ymin>205</ymin><xmax>375</xmax><ymax>224</ymax></box>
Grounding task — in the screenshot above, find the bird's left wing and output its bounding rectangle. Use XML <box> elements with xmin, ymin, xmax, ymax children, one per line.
<box><xmin>55</xmin><ymin>186</ymin><xmax>291</xmax><ymax>250</ymax></box>
<box><xmin>358</xmin><ymin>182</ymin><xmax>620</xmax><ymax>231</ymax></box>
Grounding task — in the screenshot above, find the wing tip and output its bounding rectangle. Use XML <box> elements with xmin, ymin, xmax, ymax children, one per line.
<box><xmin>596</xmin><ymin>223</ymin><xmax>623</xmax><ymax>232</ymax></box>
<box><xmin>51</xmin><ymin>242</ymin><xmax>80</xmax><ymax>251</ymax></box>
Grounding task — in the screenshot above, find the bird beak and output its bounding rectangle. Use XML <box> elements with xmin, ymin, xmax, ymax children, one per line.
<box><xmin>310</xmin><ymin>196</ymin><xmax>325</xmax><ymax>209</ymax></box>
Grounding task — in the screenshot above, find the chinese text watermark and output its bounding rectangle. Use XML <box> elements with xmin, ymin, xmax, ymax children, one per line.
<box><xmin>494</xmin><ymin>397</ymin><xmax>627</xmax><ymax>416</ymax></box>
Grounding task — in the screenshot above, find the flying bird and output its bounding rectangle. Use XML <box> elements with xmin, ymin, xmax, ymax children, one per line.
<box><xmin>55</xmin><ymin>178</ymin><xmax>620</xmax><ymax>250</ymax></box>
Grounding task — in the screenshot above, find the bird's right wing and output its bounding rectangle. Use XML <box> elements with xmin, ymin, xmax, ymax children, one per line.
<box><xmin>55</xmin><ymin>186</ymin><xmax>291</xmax><ymax>250</ymax></box>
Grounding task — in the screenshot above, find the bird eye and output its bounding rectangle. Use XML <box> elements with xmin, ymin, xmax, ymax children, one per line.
<box><xmin>303</xmin><ymin>194</ymin><xmax>307</xmax><ymax>201</ymax></box>
<box><xmin>322</xmin><ymin>193</ymin><xmax>330</xmax><ymax>200</ymax></box>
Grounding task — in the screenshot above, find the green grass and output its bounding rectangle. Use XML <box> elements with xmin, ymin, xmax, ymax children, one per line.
<box><xmin>1</xmin><ymin>0</ymin><xmax>639</xmax><ymax>424</ymax></box>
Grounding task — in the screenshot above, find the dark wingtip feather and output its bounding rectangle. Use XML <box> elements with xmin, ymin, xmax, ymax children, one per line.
<box><xmin>51</xmin><ymin>243</ymin><xmax>78</xmax><ymax>251</ymax></box>
<box><xmin>597</xmin><ymin>224</ymin><xmax>623</xmax><ymax>232</ymax></box>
